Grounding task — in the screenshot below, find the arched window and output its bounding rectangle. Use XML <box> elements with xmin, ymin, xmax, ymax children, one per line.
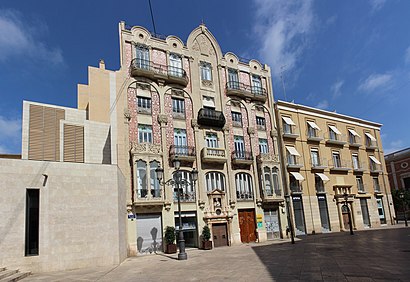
<box><xmin>272</xmin><ymin>167</ymin><xmax>281</xmax><ymax>196</ymax></box>
<box><xmin>235</xmin><ymin>173</ymin><xmax>253</xmax><ymax>200</ymax></box>
<box><xmin>173</xmin><ymin>170</ymin><xmax>195</xmax><ymax>202</ymax></box>
<box><xmin>150</xmin><ymin>161</ymin><xmax>160</xmax><ymax>198</ymax></box>
<box><xmin>136</xmin><ymin>160</ymin><xmax>147</xmax><ymax>198</ymax></box>
<box><xmin>205</xmin><ymin>172</ymin><xmax>225</xmax><ymax>192</ymax></box>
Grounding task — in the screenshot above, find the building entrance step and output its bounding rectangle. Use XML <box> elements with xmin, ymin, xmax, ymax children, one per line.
<box><xmin>0</xmin><ymin>267</ymin><xmax>31</xmax><ymax>282</ymax></box>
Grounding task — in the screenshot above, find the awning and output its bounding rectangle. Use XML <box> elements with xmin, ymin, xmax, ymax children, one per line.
<box><xmin>286</xmin><ymin>146</ymin><xmax>300</xmax><ymax>156</ymax></box>
<box><xmin>307</xmin><ymin>121</ymin><xmax>320</xmax><ymax>130</ymax></box>
<box><xmin>315</xmin><ymin>173</ymin><xmax>330</xmax><ymax>182</ymax></box>
<box><xmin>202</xmin><ymin>96</ymin><xmax>215</xmax><ymax>108</ymax></box>
<box><xmin>282</xmin><ymin>116</ymin><xmax>295</xmax><ymax>125</ymax></box>
<box><xmin>290</xmin><ymin>172</ymin><xmax>304</xmax><ymax>181</ymax></box>
<box><xmin>365</xmin><ymin>132</ymin><xmax>376</xmax><ymax>141</ymax></box>
<box><xmin>348</xmin><ymin>129</ymin><xmax>360</xmax><ymax>137</ymax></box>
<box><xmin>369</xmin><ymin>156</ymin><xmax>381</xmax><ymax>164</ymax></box>
<box><xmin>328</xmin><ymin>125</ymin><xmax>341</xmax><ymax>135</ymax></box>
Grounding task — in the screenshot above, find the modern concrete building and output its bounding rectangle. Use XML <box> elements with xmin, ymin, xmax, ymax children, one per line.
<box><xmin>275</xmin><ymin>100</ymin><xmax>395</xmax><ymax>235</ymax></box>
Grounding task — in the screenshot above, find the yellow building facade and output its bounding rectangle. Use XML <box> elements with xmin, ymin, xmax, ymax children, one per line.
<box><xmin>276</xmin><ymin>100</ymin><xmax>395</xmax><ymax>235</ymax></box>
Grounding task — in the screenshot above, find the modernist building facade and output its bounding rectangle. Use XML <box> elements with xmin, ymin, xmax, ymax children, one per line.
<box><xmin>275</xmin><ymin>101</ymin><xmax>395</xmax><ymax>235</ymax></box>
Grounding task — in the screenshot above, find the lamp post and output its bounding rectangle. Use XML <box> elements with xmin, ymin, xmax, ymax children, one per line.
<box><xmin>284</xmin><ymin>195</ymin><xmax>295</xmax><ymax>244</ymax></box>
<box><xmin>399</xmin><ymin>191</ymin><xmax>408</xmax><ymax>227</ymax></box>
<box><xmin>156</xmin><ymin>159</ymin><xmax>198</xmax><ymax>260</ymax></box>
<box><xmin>343</xmin><ymin>192</ymin><xmax>354</xmax><ymax>235</ymax></box>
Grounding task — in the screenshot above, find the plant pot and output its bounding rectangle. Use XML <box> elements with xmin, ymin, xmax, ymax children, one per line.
<box><xmin>165</xmin><ymin>243</ymin><xmax>177</xmax><ymax>254</ymax></box>
<box><xmin>202</xmin><ymin>240</ymin><xmax>213</xmax><ymax>250</ymax></box>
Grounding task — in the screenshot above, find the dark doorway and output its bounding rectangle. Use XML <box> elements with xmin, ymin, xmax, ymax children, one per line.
<box><xmin>212</xmin><ymin>223</ymin><xmax>228</xmax><ymax>247</ymax></box>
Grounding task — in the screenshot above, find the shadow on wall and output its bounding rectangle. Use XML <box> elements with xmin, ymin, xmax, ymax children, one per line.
<box><xmin>102</xmin><ymin>128</ymin><xmax>111</xmax><ymax>164</ymax></box>
<box><xmin>137</xmin><ymin>227</ymin><xmax>162</xmax><ymax>254</ymax></box>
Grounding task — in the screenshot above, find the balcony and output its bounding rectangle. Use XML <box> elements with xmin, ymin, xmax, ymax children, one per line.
<box><xmin>226</xmin><ymin>82</ymin><xmax>267</xmax><ymax>102</ymax></box>
<box><xmin>130</xmin><ymin>59</ymin><xmax>188</xmax><ymax>87</ymax></box>
<box><xmin>370</xmin><ymin>163</ymin><xmax>383</xmax><ymax>174</ymax></box>
<box><xmin>282</xmin><ymin>125</ymin><xmax>299</xmax><ymax>139</ymax></box>
<box><xmin>326</xmin><ymin>133</ymin><xmax>347</xmax><ymax>146</ymax></box>
<box><xmin>262</xmin><ymin>188</ymin><xmax>283</xmax><ymax>202</ymax></box>
<box><xmin>174</xmin><ymin>190</ymin><xmax>196</xmax><ymax>202</ymax></box>
<box><xmin>201</xmin><ymin>147</ymin><xmax>226</xmax><ymax>163</ymax></box>
<box><xmin>306</xmin><ymin>130</ymin><xmax>324</xmax><ymax>142</ymax></box>
<box><xmin>349</xmin><ymin>136</ymin><xmax>362</xmax><ymax>148</ymax></box>
<box><xmin>231</xmin><ymin>151</ymin><xmax>253</xmax><ymax>165</ymax></box>
<box><xmin>352</xmin><ymin>161</ymin><xmax>366</xmax><ymax>172</ymax></box>
<box><xmin>169</xmin><ymin>145</ymin><xmax>196</xmax><ymax>163</ymax></box>
<box><xmin>366</xmin><ymin>140</ymin><xmax>378</xmax><ymax>150</ymax></box>
<box><xmin>197</xmin><ymin>108</ymin><xmax>226</xmax><ymax>128</ymax></box>
<box><xmin>311</xmin><ymin>158</ymin><xmax>328</xmax><ymax>170</ymax></box>
<box><xmin>287</xmin><ymin>156</ymin><xmax>303</xmax><ymax>169</ymax></box>
<box><xmin>134</xmin><ymin>188</ymin><xmax>164</xmax><ymax>206</ymax></box>
<box><xmin>329</xmin><ymin>159</ymin><xmax>351</xmax><ymax>172</ymax></box>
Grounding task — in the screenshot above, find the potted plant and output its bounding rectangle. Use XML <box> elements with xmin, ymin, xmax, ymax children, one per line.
<box><xmin>201</xmin><ymin>225</ymin><xmax>212</xmax><ymax>250</ymax></box>
<box><xmin>164</xmin><ymin>226</ymin><xmax>177</xmax><ymax>254</ymax></box>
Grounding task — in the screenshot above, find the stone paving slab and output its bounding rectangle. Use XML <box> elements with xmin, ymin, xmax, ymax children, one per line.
<box><xmin>27</xmin><ymin>226</ymin><xmax>410</xmax><ymax>281</ymax></box>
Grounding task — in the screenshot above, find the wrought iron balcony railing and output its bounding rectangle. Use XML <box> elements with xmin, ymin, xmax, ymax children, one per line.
<box><xmin>236</xmin><ymin>191</ymin><xmax>254</xmax><ymax>201</ymax></box>
<box><xmin>197</xmin><ymin>108</ymin><xmax>226</xmax><ymax>128</ymax></box>
<box><xmin>169</xmin><ymin>145</ymin><xmax>196</xmax><ymax>162</ymax></box>
<box><xmin>226</xmin><ymin>81</ymin><xmax>267</xmax><ymax>101</ymax></box>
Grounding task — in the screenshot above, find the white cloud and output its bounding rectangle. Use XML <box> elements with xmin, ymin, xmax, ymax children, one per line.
<box><xmin>369</xmin><ymin>0</ymin><xmax>386</xmax><ymax>12</ymax></box>
<box><xmin>315</xmin><ymin>100</ymin><xmax>329</xmax><ymax>110</ymax></box>
<box><xmin>331</xmin><ymin>79</ymin><xmax>344</xmax><ymax>99</ymax></box>
<box><xmin>358</xmin><ymin>73</ymin><xmax>393</xmax><ymax>93</ymax></box>
<box><xmin>384</xmin><ymin>139</ymin><xmax>404</xmax><ymax>155</ymax></box>
<box><xmin>0</xmin><ymin>115</ymin><xmax>21</xmax><ymax>154</ymax></box>
<box><xmin>252</xmin><ymin>0</ymin><xmax>315</xmax><ymax>75</ymax></box>
<box><xmin>0</xmin><ymin>9</ymin><xmax>63</xmax><ymax>64</ymax></box>
<box><xmin>405</xmin><ymin>46</ymin><xmax>410</xmax><ymax>64</ymax></box>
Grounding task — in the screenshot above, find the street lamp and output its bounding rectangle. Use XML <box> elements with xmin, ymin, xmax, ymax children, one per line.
<box><xmin>156</xmin><ymin>159</ymin><xmax>198</xmax><ymax>260</ymax></box>
<box><xmin>284</xmin><ymin>195</ymin><xmax>295</xmax><ymax>244</ymax></box>
<box><xmin>343</xmin><ymin>192</ymin><xmax>354</xmax><ymax>235</ymax></box>
<box><xmin>399</xmin><ymin>191</ymin><xmax>408</xmax><ymax>227</ymax></box>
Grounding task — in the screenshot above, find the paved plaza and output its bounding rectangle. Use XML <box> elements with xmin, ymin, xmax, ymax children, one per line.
<box><xmin>28</xmin><ymin>226</ymin><xmax>410</xmax><ymax>281</ymax></box>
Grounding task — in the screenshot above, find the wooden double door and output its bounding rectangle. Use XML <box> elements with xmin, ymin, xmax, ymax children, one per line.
<box><xmin>238</xmin><ymin>209</ymin><xmax>257</xmax><ymax>243</ymax></box>
<box><xmin>212</xmin><ymin>223</ymin><xmax>228</xmax><ymax>247</ymax></box>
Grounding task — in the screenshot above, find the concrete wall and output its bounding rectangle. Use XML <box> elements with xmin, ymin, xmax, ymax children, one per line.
<box><xmin>0</xmin><ymin>158</ymin><xmax>127</xmax><ymax>272</ymax></box>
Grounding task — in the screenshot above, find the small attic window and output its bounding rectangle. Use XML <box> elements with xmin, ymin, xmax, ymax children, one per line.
<box><xmin>230</xmin><ymin>59</ymin><xmax>234</xmax><ymax>63</ymax></box>
<box><xmin>254</xmin><ymin>66</ymin><xmax>257</xmax><ymax>70</ymax></box>
<box><xmin>173</xmin><ymin>43</ymin><xmax>177</xmax><ymax>48</ymax></box>
<box><xmin>139</xmin><ymin>34</ymin><xmax>144</xmax><ymax>39</ymax></box>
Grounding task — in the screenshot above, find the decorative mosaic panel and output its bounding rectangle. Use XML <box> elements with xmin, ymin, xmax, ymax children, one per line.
<box><xmin>125</xmin><ymin>43</ymin><xmax>132</xmax><ymax>77</ymax></box>
<box><xmin>127</xmin><ymin>88</ymin><xmax>137</xmax><ymax>143</ymax></box>
<box><xmin>251</xmin><ymin>109</ymin><xmax>259</xmax><ymax>155</ymax></box>
<box><xmin>221</xmin><ymin>69</ymin><xmax>227</xmax><ymax>96</ymax></box>
<box><xmin>241</xmin><ymin>107</ymin><xmax>251</xmax><ymax>152</ymax></box>
<box><xmin>239</xmin><ymin>71</ymin><xmax>250</xmax><ymax>86</ymax></box>
<box><xmin>265</xmin><ymin>111</ymin><xmax>274</xmax><ymax>154</ymax></box>
<box><xmin>151</xmin><ymin>91</ymin><xmax>161</xmax><ymax>145</ymax></box>
<box><xmin>185</xmin><ymin>98</ymin><xmax>194</xmax><ymax>147</ymax></box>
<box><xmin>165</xmin><ymin>95</ymin><xmax>174</xmax><ymax>149</ymax></box>
<box><xmin>225</xmin><ymin>105</ymin><xmax>234</xmax><ymax>152</ymax></box>
<box><xmin>152</xmin><ymin>49</ymin><xmax>166</xmax><ymax>65</ymax></box>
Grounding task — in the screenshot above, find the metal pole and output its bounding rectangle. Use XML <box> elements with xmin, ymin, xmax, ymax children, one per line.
<box><xmin>176</xmin><ymin>171</ymin><xmax>187</xmax><ymax>260</ymax></box>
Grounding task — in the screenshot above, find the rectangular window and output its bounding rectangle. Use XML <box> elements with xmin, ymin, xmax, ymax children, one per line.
<box><xmin>206</xmin><ymin>133</ymin><xmax>218</xmax><ymax>148</ymax></box>
<box><xmin>227</xmin><ymin>69</ymin><xmax>239</xmax><ymax>89</ymax></box>
<box><xmin>25</xmin><ymin>189</ymin><xmax>39</xmax><ymax>256</ymax></box>
<box><xmin>234</xmin><ymin>136</ymin><xmax>245</xmax><ymax>158</ymax></box>
<box><xmin>135</xmin><ymin>45</ymin><xmax>150</xmax><ymax>69</ymax></box>
<box><xmin>137</xmin><ymin>96</ymin><xmax>152</xmax><ymax>113</ymax></box>
<box><xmin>377</xmin><ymin>198</ymin><xmax>386</xmax><ymax>224</ymax></box>
<box><xmin>174</xmin><ymin>128</ymin><xmax>187</xmax><ymax>155</ymax></box>
<box><xmin>332</xmin><ymin>151</ymin><xmax>341</xmax><ymax>167</ymax></box>
<box><xmin>352</xmin><ymin>153</ymin><xmax>359</xmax><ymax>169</ymax></box>
<box><xmin>231</xmin><ymin>111</ymin><xmax>242</xmax><ymax>127</ymax></box>
<box><xmin>169</xmin><ymin>53</ymin><xmax>183</xmax><ymax>77</ymax></box>
<box><xmin>356</xmin><ymin>176</ymin><xmax>365</xmax><ymax>192</ymax></box>
<box><xmin>373</xmin><ymin>177</ymin><xmax>380</xmax><ymax>192</ymax></box>
<box><xmin>256</xmin><ymin>116</ymin><xmax>266</xmax><ymax>130</ymax></box>
<box><xmin>172</xmin><ymin>98</ymin><xmax>185</xmax><ymax>118</ymax></box>
<box><xmin>311</xmin><ymin>148</ymin><xmax>320</xmax><ymax>166</ymax></box>
<box><xmin>251</xmin><ymin>75</ymin><xmax>262</xmax><ymax>95</ymax></box>
<box><xmin>360</xmin><ymin>198</ymin><xmax>371</xmax><ymax>227</ymax></box>
<box><xmin>259</xmin><ymin>138</ymin><xmax>269</xmax><ymax>154</ymax></box>
<box><xmin>200</xmin><ymin>62</ymin><xmax>212</xmax><ymax>81</ymax></box>
<box><xmin>138</xmin><ymin>124</ymin><xmax>152</xmax><ymax>143</ymax></box>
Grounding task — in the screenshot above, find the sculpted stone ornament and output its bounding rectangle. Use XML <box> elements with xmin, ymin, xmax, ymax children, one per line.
<box><xmin>247</xmin><ymin>127</ymin><xmax>255</xmax><ymax>135</ymax></box>
<box><xmin>130</xmin><ymin>142</ymin><xmax>162</xmax><ymax>155</ymax></box>
<box><xmin>157</xmin><ymin>114</ymin><xmax>168</xmax><ymax>125</ymax></box>
<box><xmin>124</xmin><ymin>109</ymin><xmax>131</xmax><ymax>121</ymax></box>
<box><xmin>191</xmin><ymin>119</ymin><xmax>198</xmax><ymax>128</ymax></box>
<box><xmin>201</xmin><ymin>80</ymin><xmax>213</xmax><ymax>87</ymax></box>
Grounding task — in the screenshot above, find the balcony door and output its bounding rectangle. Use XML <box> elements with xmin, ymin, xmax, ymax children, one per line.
<box><xmin>169</xmin><ymin>54</ymin><xmax>182</xmax><ymax>77</ymax></box>
<box><xmin>206</xmin><ymin>133</ymin><xmax>218</xmax><ymax>148</ymax></box>
<box><xmin>234</xmin><ymin>136</ymin><xmax>245</xmax><ymax>158</ymax></box>
<box><xmin>228</xmin><ymin>69</ymin><xmax>239</xmax><ymax>89</ymax></box>
<box><xmin>252</xmin><ymin>75</ymin><xmax>262</xmax><ymax>94</ymax></box>
<box><xmin>174</xmin><ymin>129</ymin><xmax>187</xmax><ymax>155</ymax></box>
<box><xmin>135</xmin><ymin>46</ymin><xmax>149</xmax><ymax>69</ymax></box>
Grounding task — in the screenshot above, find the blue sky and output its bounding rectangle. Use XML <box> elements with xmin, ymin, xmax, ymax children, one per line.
<box><xmin>0</xmin><ymin>0</ymin><xmax>409</xmax><ymax>154</ymax></box>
